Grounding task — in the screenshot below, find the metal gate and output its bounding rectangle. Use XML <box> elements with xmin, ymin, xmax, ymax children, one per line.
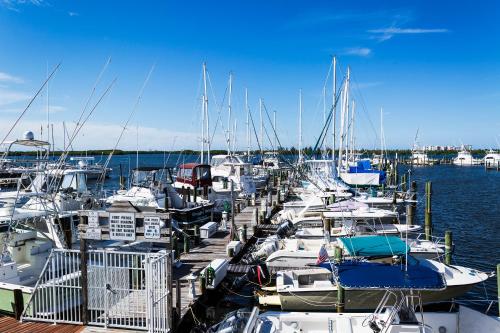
<box><xmin>22</xmin><ymin>248</ymin><xmax>172</xmax><ymax>332</ymax></box>
<box><xmin>146</xmin><ymin>252</ymin><xmax>172</xmax><ymax>333</ymax></box>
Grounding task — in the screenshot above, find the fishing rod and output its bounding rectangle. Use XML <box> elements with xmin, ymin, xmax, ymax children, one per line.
<box><xmin>96</xmin><ymin>64</ymin><xmax>156</xmax><ymax>190</ymax></box>
<box><xmin>48</xmin><ymin>78</ymin><xmax>117</xmax><ymax>194</ymax></box>
<box><xmin>0</xmin><ymin>62</ymin><xmax>61</xmax><ymax>146</ymax></box>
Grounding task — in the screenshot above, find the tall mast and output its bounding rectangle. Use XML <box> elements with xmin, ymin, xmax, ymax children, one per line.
<box><xmin>273</xmin><ymin>110</ymin><xmax>277</xmax><ymax>154</ymax></box>
<box><xmin>337</xmin><ymin>66</ymin><xmax>349</xmax><ymax>172</ymax></box>
<box><xmin>245</xmin><ymin>88</ymin><xmax>250</xmax><ymax>158</ymax></box>
<box><xmin>259</xmin><ymin>97</ymin><xmax>263</xmax><ymax>154</ymax></box>
<box><xmin>322</xmin><ymin>86</ymin><xmax>326</xmax><ymax>157</ymax></box>
<box><xmin>349</xmin><ymin>100</ymin><xmax>356</xmax><ymax>162</ymax></box>
<box><xmin>299</xmin><ymin>89</ymin><xmax>303</xmax><ymax>162</ymax></box>
<box><xmin>46</xmin><ymin>62</ymin><xmax>50</xmax><ymax>150</ymax></box>
<box><xmin>332</xmin><ymin>56</ymin><xmax>337</xmax><ymax>165</ymax></box>
<box><xmin>232</xmin><ymin>119</ymin><xmax>237</xmax><ymax>153</ymax></box>
<box><xmin>227</xmin><ymin>72</ymin><xmax>233</xmax><ymax>155</ymax></box>
<box><xmin>380</xmin><ymin>107</ymin><xmax>384</xmax><ymax>164</ymax></box>
<box><xmin>201</xmin><ymin>62</ymin><xmax>207</xmax><ymax>164</ymax></box>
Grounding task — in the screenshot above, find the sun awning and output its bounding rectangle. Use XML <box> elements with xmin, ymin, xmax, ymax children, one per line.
<box><xmin>336</xmin><ymin>261</ymin><xmax>446</xmax><ymax>290</ymax></box>
<box><xmin>339</xmin><ymin>235</ymin><xmax>410</xmax><ymax>257</ymax></box>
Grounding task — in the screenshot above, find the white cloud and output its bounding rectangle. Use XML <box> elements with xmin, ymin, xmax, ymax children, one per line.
<box><xmin>368</xmin><ymin>27</ymin><xmax>449</xmax><ymax>41</ymax></box>
<box><xmin>68</xmin><ymin>11</ymin><xmax>78</xmax><ymax>17</ymax></box>
<box><xmin>0</xmin><ymin>89</ymin><xmax>30</xmax><ymax>106</ymax></box>
<box><xmin>0</xmin><ymin>72</ymin><xmax>24</xmax><ymax>84</ymax></box>
<box><xmin>0</xmin><ymin>120</ymin><xmax>202</xmax><ymax>150</ymax></box>
<box><xmin>0</xmin><ymin>0</ymin><xmax>44</xmax><ymax>11</ymax></box>
<box><xmin>342</xmin><ymin>47</ymin><xmax>372</xmax><ymax>57</ymax></box>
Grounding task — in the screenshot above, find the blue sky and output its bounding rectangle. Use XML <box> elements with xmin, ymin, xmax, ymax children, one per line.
<box><xmin>0</xmin><ymin>0</ymin><xmax>499</xmax><ymax>150</ymax></box>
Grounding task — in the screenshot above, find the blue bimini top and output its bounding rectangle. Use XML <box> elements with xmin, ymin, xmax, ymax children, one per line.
<box><xmin>335</xmin><ymin>260</ymin><xmax>446</xmax><ymax>290</ymax></box>
<box><xmin>339</xmin><ymin>235</ymin><xmax>410</xmax><ymax>257</ymax></box>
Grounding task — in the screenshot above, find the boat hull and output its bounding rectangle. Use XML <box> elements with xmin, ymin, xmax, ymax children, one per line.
<box><xmin>278</xmin><ymin>284</ymin><xmax>478</xmax><ymax>311</ymax></box>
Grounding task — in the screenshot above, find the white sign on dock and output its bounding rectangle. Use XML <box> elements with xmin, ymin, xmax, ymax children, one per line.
<box><xmin>85</xmin><ymin>227</ymin><xmax>102</xmax><ymax>240</ymax></box>
<box><xmin>109</xmin><ymin>212</ymin><xmax>136</xmax><ymax>241</ymax></box>
<box><xmin>88</xmin><ymin>211</ymin><xmax>99</xmax><ymax>228</ymax></box>
<box><xmin>144</xmin><ymin>216</ymin><xmax>161</xmax><ymax>239</ymax></box>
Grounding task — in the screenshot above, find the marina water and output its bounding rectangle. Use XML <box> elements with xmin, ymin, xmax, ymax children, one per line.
<box><xmin>90</xmin><ymin>153</ymin><xmax>499</xmax><ymax>314</ymax></box>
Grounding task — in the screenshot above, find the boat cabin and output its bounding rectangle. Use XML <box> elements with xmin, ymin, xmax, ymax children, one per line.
<box><xmin>131</xmin><ymin>167</ymin><xmax>173</xmax><ymax>187</ymax></box>
<box><xmin>176</xmin><ymin>163</ymin><xmax>212</xmax><ymax>187</ymax></box>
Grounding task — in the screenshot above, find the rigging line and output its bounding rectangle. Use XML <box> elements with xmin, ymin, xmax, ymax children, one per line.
<box><xmin>206</xmin><ymin>71</ymin><xmax>232</xmax><ymax>151</ymax></box>
<box><xmin>350</xmin><ymin>73</ymin><xmax>378</xmax><ymax>142</ymax></box>
<box><xmin>49</xmin><ymin>78</ymin><xmax>117</xmax><ymax>193</ymax></box>
<box><xmin>207</xmin><ymin>73</ymin><xmax>231</xmax><ymax>150</ymax></box>
<box><xmin>310</xmin><ymin>75</ymin><xmax>347</xmax><ymax>154</ymax></box>
<box><xmin>69</xmin><ymin>57</ymin><xmax>112</xmax><ymax>149</ymax></box>
<box><xmin>261</xmin><ymin>101</ymin><xmax>282</xmax><ymax>151</ymax></box>
<box><xmin>0</xmin><ymin>62</ymin><xmax>61</xmax><ymax>146</ymax></box>
<box><xmin>97</xmin><ymin>64</ymin><xmax>156</xmax><ymax>188</ymax></box>
<box><xmin>247</xmin><ymin>105</ymin><xmax>262</xmax><ymax>152</ymax></box>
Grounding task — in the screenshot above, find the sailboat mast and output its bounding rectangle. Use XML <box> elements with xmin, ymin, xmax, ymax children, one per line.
<box><xmin>337</xmin><ymin>66</ymin><xmax>349</xmax><ymax>172</ymax></box>
<box><xmin>273</xmin><ymin>110</ymin><xmax>277</xmax><ymax>154</ymax></box>
<box><xmin>259</xmin><ymin>98</ymin><xmax>263</xmax><ymax>154</ymax></box>
<box><xmin>380</xmin><ymin>107</ymin><xmax>384</xmax><ymax>166</ymax></box>
<box><xmin>349</xmin><ymin>100</ymin><xmax>355</xmax><ymax>162</ymax></box>
<box><xmin>299</xmin><ymin>89</ymin><xmax>303</xmax><ymax>161</ymax></box>
<box><xmin>322</xmin><ymin>86</ymin><xmax>326</xmax><ymax>156</ymax></box>
<box><xmin>332</xmin><ymin>56</ymin><xmax>337</xmax><ymax>165</ymax></box>
<box><xmin>46</xmin><ymin>62</ymin><xmax>50</xmax><ymax>153</ymax></box>
<box><xmin>245</xmin><ymin>88</ymin><xmax>250</xmax><ymax>158</ymax></box>
<box><xmin>233</xmin><ymin>119</ymin><xmax>237</xmax><ymax>153</ymax></box>
<box><xmin>227</xmin><ymin>72</ymin><xmax>233</xmax><ymax>155</ymax></box>
<box><xmin>201</xmin><ymin>63</ymin><xmax>208</xmax><ymax>164</ymax></box>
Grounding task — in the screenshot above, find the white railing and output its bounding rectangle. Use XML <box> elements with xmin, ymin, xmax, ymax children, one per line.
<box><xmin>22</xmin><ymin>248</ymin><xmax>171</xmax><ymax>332</ymax></box>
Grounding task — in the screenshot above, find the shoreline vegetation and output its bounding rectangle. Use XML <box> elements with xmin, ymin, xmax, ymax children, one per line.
<box><xmin>4</xmin><ymin>147</ymin><xmax>492</xmax><ymax>157</ymax></box>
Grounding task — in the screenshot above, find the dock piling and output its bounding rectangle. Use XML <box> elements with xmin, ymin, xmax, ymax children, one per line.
<box><xmin>425</xmin><ymin>181</ymin><xmax>432</xmax><ymax>240</ymax></box>
<box><xmin>335</xmin><ymin>247</ymin><xmax>344</xmax><ymax>313</ymax></box>
<box><xmin>445</xmin><ymin>231</ymin><xmax>452</xmax><ymax>265</ymax></box>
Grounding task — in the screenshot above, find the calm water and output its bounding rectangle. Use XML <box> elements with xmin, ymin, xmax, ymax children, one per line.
<box><xmin>79</xmin><ymin>154</ymin><xmax>500</xmax><ymax>314</ymax></box>
<box><xmin>405</xmin><ymin>164</ymin><xmax>499</xmax><ymax>313</ymax></box>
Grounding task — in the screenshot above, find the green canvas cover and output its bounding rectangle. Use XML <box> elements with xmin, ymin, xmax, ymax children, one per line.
<box><xmin>339</xmin><ymin>235</ymin><xmax>409</xmax><ymax>257</ymax></box>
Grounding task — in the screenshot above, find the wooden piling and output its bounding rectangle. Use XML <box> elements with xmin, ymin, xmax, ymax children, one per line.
<box><xmin>335</xmin><ymin>247</ymin><xmax>344</xmax><ymax>313</ymax></box>
<box><xmin>13</xmin><ymin>289</ymin><xmax>24</xmax><ymax>320</ymax></box>
<box><xmin>445</xmin><ymin>231</ymin><xmax>452</xmax><ymax>265</ymax></box>
<box><xmin>425</xmin><ymin>181</ymin><xmax>432</xmax><ymax>241</ymax></box>
<box><xmin>80</xmin><ymin>237</ymin><xmax>88</xmax><ymax>324</ymax></box>
<box><xmin>254</xmin><ymin>207</ymin><xmax>259</xmax><ymax>225</ymax></box>
<box><xmin>497</xmin><ymin>264</ymin><xmax>500</xmax><ymax>315</ymax></box>
<box><xmin>402</xmin><ymin>174</ymin><xmax>407</xmax><ymax>192</ymax></box>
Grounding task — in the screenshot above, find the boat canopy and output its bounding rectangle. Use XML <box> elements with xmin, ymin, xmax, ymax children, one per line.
<box><xmin>339</xmin><ymin>235</ymin><xmax>409</xmax><ymax>257</ymax></box>
<box><xmin>335</xmin><ymin>261</ymin><xmax>446</xmax><ymax>290</ymax></box>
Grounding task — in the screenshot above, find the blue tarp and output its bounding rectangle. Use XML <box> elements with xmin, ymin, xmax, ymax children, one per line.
<box><xmin>348</xmin><ymin>159</ymin><xmax>387</xmax><ymax>184</ymax></box>
<box><xmin>339</xmin><ymin>236</ymin><xmax>410</xmax><ymax>257</ymax></box>
<box><xmin>327</xmin><ymin>261</ymin><xmax>446</xmax><ymax>290</ymax></box>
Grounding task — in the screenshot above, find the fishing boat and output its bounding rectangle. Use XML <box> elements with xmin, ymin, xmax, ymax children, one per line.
<box><xmin>107</xmin><ymin>166</ymin><xmax>214</xmax><ymax>226</ymax></box>
<box><xmin>241</xmin><ymin>303</ymin><xmax>500</xmax><ymax>332</ymax></box>
<box><xmin>265</xmin><ymin>234</ymin><xmax>433</xmax><ymax>268</ymax></box>
<box><xmin>275</xmin><ymin>259</ymin><xmax>489</xmax><ymax>311</ymax></box>
<box><xmin>453</xmin><ymin>146</ymin><xmax>481</xmax><ymax>166</ymax></box>
<box><xmin>210</xmin><ymin>154</ymin><xmax>259</xmax><ymax>196</ymax></box>
<box><xmin>411</xmin><ymin>149</ymin><xmax>433</xmax><ymax>166</ymax></box>
<box><xmin>484</xmin><ymin>149</ymin><xmax>500</xmax><ymax>169</ymax></box>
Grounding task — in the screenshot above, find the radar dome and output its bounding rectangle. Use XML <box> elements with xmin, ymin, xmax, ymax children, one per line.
<box><xmin>23</xmin><ymin>131</ymin><xmax>34</xmax><ymax>140</ymax></box>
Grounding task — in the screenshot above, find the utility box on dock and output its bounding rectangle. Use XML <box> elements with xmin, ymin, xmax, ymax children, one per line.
<box><xmin>200</xmin><ymin>258</ymin><xmax>228</xmax><ymax>289</ymax></box>
<box><xmin>226</xmin><ymin>240</ymin><xmax>242</xmax><ymax>257</ymax></box>
<box><xmin>200</xmin><ymin>221</ymin><xmax>218</xmax><ymax>239</ymax></box>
